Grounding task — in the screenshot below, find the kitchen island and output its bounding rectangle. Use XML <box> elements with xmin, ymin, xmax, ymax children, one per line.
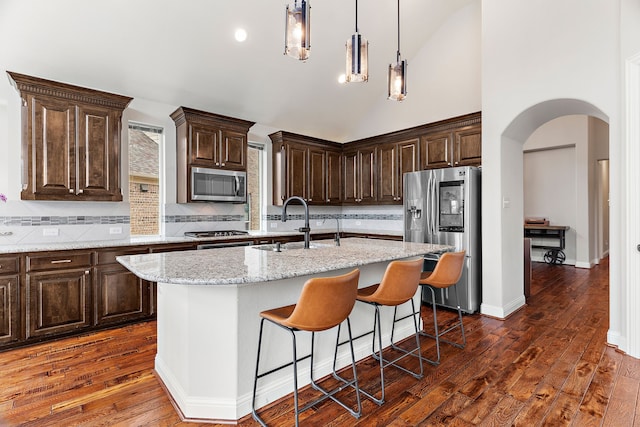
<box><xmin>118</xmin><ymin>238</ymin><xmax>450</xmax><ymax>422</ymax></box>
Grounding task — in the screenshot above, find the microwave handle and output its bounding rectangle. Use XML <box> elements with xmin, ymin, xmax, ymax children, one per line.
<box><xmin>234</xmin><ymin>175</ymin><xmax>240</xmax><ymax>196</ymax></box>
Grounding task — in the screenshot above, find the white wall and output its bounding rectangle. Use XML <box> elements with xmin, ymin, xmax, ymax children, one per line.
<box><xmin>349</xmin><ymin>1</ymin><xmax>481</xmax><ymax>141</ymax></box>
<box><xmin>522</xmin><ymin>115</ymin><xmax>609</xmax><ymax>268</ymax></box>
<box><xmin>523</xmin><ymin>146</ymin><xmax>577</xmax><ymax>264</ymax></box>
<box><xmin>481</xmin><ymin>0</ymin><xmax>635</xmax><ymax>355</ymax></box>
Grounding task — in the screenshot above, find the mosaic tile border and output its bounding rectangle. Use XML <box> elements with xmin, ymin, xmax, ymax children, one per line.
<box><xmin>0</xmin><ymin>213</ymin><xmax>399</xmax><ymax>227</ymax></box>
<box><xmin>163</xmin><ymin>215</ymin><xmax>245</xmax><ymax>223</ymax></box>
<box><xmin>265</xmin><ymin>213</ymin><xmax>403</xmax><ymax>221</ymax></box>
<box><xmin>0</xmin><ymin>216</ymin><xmax>130</xmax><ymax>226</ymax></box>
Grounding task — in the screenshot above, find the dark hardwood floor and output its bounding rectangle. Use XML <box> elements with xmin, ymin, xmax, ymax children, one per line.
<box><xmin>2</xmin><ymin>257</ymin><xmax>639</xmax><ymax>426</ymax></box>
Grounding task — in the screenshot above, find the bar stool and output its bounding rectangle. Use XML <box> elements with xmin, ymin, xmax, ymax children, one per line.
<box><xmin>419</xmin><ymin>250</ymin><xmax>467</xmax><ymax>365</ymax></box>
<box><xmin>352</xmin><ymin>258</ymin><xmax>424</xmax><ymax>405</ymax></box>
<box><xmin>251</xmin><ymin>269</ymin><xmax>362</xmax><ymax>427</ymax></box>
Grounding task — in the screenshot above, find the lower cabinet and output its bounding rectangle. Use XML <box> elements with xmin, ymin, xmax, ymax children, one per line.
<box><xmin>26</xmin><ymin>268</ymin><xmax>92</xmax><ymax>339</ymax></box>
<box><xmin>95</xmin><ymin>264</ymin><xmax>150</xmax><ymax>325</ymax></box>
<box><xmin>0</xmin><ymin>275</ymin><xmax>19</xmax><ymax>345</ymax></box>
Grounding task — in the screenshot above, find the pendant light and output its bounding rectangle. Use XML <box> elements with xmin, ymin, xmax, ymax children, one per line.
<box><xmin>284</xmin><ymin>0</ymin><xmax>311</xmax><ymax>61</ymax></box>
<box><xmin>345</xmin><ymin>0</ymin><xmax>368</xmax><ymax>82</ymax></box>
<box><xmin>388</xmin><ymin>0</ymin><xmax>407</xmax><ymax>101</ymax></box>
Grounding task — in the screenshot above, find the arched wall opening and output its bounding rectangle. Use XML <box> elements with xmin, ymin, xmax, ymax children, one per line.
<box><xmin>480</xmin><ymin>99</ymin><xmax>610</xmax><ymax>321</ymax></box>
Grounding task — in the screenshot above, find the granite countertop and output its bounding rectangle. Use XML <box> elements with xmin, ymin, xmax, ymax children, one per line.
<box><xmin>0</xmin><ymin>229</ymin><xmax>401</xmax><ymax>255</ymax></box>
<box><xmin>116</xmin><ymin>237</ymin><xmax>451</xmax><ymax>287</ymax></box>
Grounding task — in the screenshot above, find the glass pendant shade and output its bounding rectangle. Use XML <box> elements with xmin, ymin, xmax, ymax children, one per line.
<box><xmin>388</xmin><ymin>58</ymin><xmax>407</xmax><ymax>101</ymax></box>
<box><xmin>346</xmin><ymin>33</ymin><xmax>368</xmax><ymax>82</ymax></box>
<box><xmin>284</xmin><ymin>0</ymin><xmax>311</xmax><ymax>60</ymax></box>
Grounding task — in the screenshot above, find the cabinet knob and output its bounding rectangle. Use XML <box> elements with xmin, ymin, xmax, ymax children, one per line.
<box><xmin>308</xmin><ymin>198</ymin><xmax>312</xmax><ymax>202</ymax></box>
<box><xmin>69</xmin><ymin>189</ymin><xmax>74</xmax><ymax>193</ymax></box>
<box><xmin>215</xmin><ymin>162</ymin><xmax>220</xmax><ymax>166</ymax></box>
<box><xmin>77</xmin><ymin>189</ymin><xmax>84</xmax><ymax>194</ymax></box>
<box><xmin>221</xmin><ymin>163</ymin><xmax>225</xmax><ymax>167</ymax></box>
<box><xmin>326</xmin><ymin>199</ymin><xmax>330</xmax><ymax>202</ymax></box>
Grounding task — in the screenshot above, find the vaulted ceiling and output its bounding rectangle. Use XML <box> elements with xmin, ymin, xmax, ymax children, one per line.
<box><xmin>0</xmin><ymin>0</ymin><xmax>476</xmax><ymax>142</ymax></box>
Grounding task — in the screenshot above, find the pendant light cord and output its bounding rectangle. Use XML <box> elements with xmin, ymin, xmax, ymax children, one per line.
<box><xmin>396</xmin><ymin>0</ymin><xmax>401</xmax><ymax>62</ymax></box>
<box><xmin>355</xmin><ymin>0</ymin><xmax>358</xmax><ymax>32</ymax></box>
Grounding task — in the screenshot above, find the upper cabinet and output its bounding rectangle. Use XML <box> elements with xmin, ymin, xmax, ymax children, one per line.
<box><xmin>420</xmin><ymin>114</ymin><xmax>482</xmax><ymax>170</ymax></box>
<box><xmin>377</xmin><ymin>138</ymin><xmax>419</xmax><ymax>204</ymax></box>
<box><xmin>270</xmin><ymin>112</ymin><xmax>480</xmax><ymax>206</ymax></box>
<box><xmin>343</xmin><ymin>145</ymin><xmax>376</xmax><ymax>204</ymax></box>
<box><xmin>8</xmin><ymin>72</ymin><xmax>133</xmax><ymax>201</ymax></box>
<box><xmin>271</xmin><ymin>131</ymin><xmax>343</xmax><ymax>206</ymax></box>
<box><xmin>172</xmin><ymin>107</ymin><xmax>255</xmax><ymax>204</ymax></box>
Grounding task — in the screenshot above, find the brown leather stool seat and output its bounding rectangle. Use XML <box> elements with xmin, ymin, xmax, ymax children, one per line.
<box><xmin>251</xmin><ymin>269</ymin><xmax>362</xmax><ymax>427</ymax></box>
<box><xmin>348</xmin><ymin>258</ymin><xmax>424</xmax><ymax>405</ymax></box>
<box><xmin>418</xmin><ymin>250</ymin><xmax>467</xmax><ymax>365</ymax></box>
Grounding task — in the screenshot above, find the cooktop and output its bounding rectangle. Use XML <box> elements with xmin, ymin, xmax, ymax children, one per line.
<box><xmin>184</xmin><ymin>230</ymin><xmax>249</xmax><ymax>238</ymax></box>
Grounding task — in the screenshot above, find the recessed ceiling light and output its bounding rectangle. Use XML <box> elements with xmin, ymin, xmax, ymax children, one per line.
<box><xmin>235</xmin><ymin>28</ymin><xmax>247</xmax><ymax>42</ymax></box>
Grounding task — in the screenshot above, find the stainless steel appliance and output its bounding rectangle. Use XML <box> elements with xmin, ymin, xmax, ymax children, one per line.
<box><xmin>404</xmin><ymin>166</ymin><xmax>481</xmax><ymax>313</ymax></box>
<box><xmin>184</xmin><ymin>230</ymin><xmax>249</xmax><ymax>238</ymax></box>
<box><xmin>184</xmin><ymin>230</ymin><xmax>252</xmax><ymax>250</ymax></box>
<box><xmin>190</xmin><ymin>167</ymin><xmax>247</xmax><ymax>203</ymax></box>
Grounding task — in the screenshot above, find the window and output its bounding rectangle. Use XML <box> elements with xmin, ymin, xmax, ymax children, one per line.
<box><xmin>128</xmin><ymin>123</ymin><xmax>162</xmax><ymax>235</ymax></box>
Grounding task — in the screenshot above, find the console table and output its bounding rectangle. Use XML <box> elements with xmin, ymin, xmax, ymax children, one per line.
<box><xmin>523</xmin><ymin>224</ymin><xmax>570</xmax><ymax>264</ymax></box>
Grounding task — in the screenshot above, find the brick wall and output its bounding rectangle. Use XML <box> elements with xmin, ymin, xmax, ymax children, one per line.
<box><xmin>129</xmin><ymin>180</ymin><xmax>159</xmax><ymax>235</ymax></box>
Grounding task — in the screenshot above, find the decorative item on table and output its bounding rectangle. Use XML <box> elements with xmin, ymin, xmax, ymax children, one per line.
<box><xmin>0</xmin><ymin>193</ymin><xmax>6</xmax><ymax>202</ymax></box>
<box><xmin>524</xmin><ymin>217</ymin><xmax>548</xmax><ymax>226</ymax></box>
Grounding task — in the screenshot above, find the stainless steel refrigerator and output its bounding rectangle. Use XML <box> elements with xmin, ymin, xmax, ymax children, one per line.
<box><xmin>404</xmin><ymin>166</ymin><xmax>481</xmax><ymax>313</ymax></box>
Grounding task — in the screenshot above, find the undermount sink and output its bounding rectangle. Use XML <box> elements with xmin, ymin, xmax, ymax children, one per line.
<box><xmin>252</xmin><ymin>242</ymin><xmax>334</xmax><ymax>251</ymax></box>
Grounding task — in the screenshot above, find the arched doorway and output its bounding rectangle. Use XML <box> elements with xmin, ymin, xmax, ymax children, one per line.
<box><xmin>480</xmin><ymin>99</ymin><xmax>609</xmax><ymax>320</ymax></box>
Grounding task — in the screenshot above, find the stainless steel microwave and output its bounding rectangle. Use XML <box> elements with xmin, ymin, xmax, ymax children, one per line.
<box><xmin>191</xmin><ymin>167</ymin><xmax>247</xmax><ymax>203</ymax></box>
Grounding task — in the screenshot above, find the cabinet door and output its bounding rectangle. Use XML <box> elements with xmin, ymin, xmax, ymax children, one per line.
<box><xmin>421</xmin><ymin>131</ymin><xmax>453</xmax><ymax>169</ymax></box>
<box><xmin>342</xmin><ymin>150</ymin><xmax>359</xmax><ymax>204</ymax></box>
<box><xmin>358</xmin><ymin>147</ymin><xmax>377</xmax><ymax>203</ymax></box>
<box><xmin>76</xmin><ymin>104</ymin><xmax>122</xmax><ymax>200</ymax></box>
<box><xmin>377</xmin><ymin>143</ymin><xmax>397</xmax><ymax>203</ymax></box>
<box><xmin>29</xmin><ymin>95</ymin><xmax>77</xmax><ymax>198</ymax></box>
<box><xmin>190</xmin><ymin>124</ymin><xmax>219</xmax><ymax>166</ymax></box>
<box><xmin>286</xmin><ymin>143</ymin><xmax>308</xmax><ymax>200</ymax></box>
<box><xmin>220</xmin><ymin>129</ymin><xmax>247</xmax><ymax>170</ymax></box>
<box><xmin>26</xmin><ymin>269</ymin><xmax>92</xmax><ymax>338</ymax></box>
<box><xmin>397</xmin><ymin>139</ymin><xmax>419</xmax><ymax>200</ymax></box>
<box><xmin>96</xmin><ymin>264</ymin><xmax>150</xmax><ymax>325</ymax></box>
<box><xmin>0</xmin><ymin>275</ymin><xmax>19</xmax><ymax>345</ymax></box>
<box><xmin>326</xmin><ymin>150</ymin><xmax>342</xmax><ymax>204</ymax></box>
<box><xmin>308</xmin><ymin>147</ymin><xmax>326</xmax><ymax>204</ymax></box>
<box><xmin>454</xmin><ymin>125</ymin><xmax>482</xmax><ymax>166</ymax></box>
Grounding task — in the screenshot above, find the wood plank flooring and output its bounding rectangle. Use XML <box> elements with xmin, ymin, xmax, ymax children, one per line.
<box><xmin>2</xmin><ymin>257</ymin><xmax>639</xmax><ymax>426</ymax></box>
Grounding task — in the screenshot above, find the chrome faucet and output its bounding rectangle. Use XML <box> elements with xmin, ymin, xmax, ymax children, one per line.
<box><xmin>282</xmin><ymin>196</ymin><xmax>311</xmax><ymax>249</ymax></box>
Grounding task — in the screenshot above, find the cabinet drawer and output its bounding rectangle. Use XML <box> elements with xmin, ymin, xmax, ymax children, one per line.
<box><xmin>27</xmin><ymin>252</ymin><xmax>92</xmax><ymax>272</ymax></box>
<box><xmin>0</xmin><ymin>256</ymin><xmax>20</xmax><ymax>275</ymax></box>
<box><xmin>96</xmin><ymin>248</ymin><xmax>148</xmax><ymax>265</ymax></box>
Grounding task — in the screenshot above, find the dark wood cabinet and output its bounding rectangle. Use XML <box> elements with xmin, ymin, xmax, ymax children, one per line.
<box><xmin>421</xmin><ymin>122</ymin><xmax>481</xmax><ymax>169</ymax></box>
<box><xmin>172</xmin><ymin>107</ymin><xmax>255</xmax><ymax>203</ymax></box>
<box><xmin>271</xmin><ymin>131</ymin><xmax>343</xmax><ymax>205</ymax></box>
<box><xmin>95</xmin><ymin>248</ymin><xmax>150</xmax><ymax>326</ymax></box>
<box><xmin>343</xmin><ymin>146</ymin><xmax>376</xmax><ymax>204</ymax></box>
<box><xmin>421</xmin><ymin>131</ymin><xmax>453</xmax><ymax>169</ymax></box>
<box><xmin>25</xmin><ymin>251</ymin><xmax>92</xmax><ymax>339</ymax></box>
<box><xmin>377</xmin><ymin>138</ymin><xmax>419</xmax><ymax>204</ymax></box>
<box><xmin>0</xmin><ymin>256</ymin><xmax>20</xmax><ymax>345</ymax></box>
<box><xmin>453</xmin><ymin>124</ymin><xmax>482</xmax><ymax>167</ymax></box>
<box><xmin>8</xmin><ymin>72</ymin><xmax>132</xmax><ymax>201</ymax></box>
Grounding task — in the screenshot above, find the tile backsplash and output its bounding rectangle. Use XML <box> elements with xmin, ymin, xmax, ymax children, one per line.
<box><xmin>0</xmin><ymin>199</ymin><xmax>404</xmax><ymax>246</ymax></box>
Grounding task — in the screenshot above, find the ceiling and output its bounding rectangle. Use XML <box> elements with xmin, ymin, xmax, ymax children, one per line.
<box><xmin>0</xmin><ymin>0</ymin><xmax>475</xmax><ymax>142</ymax></box>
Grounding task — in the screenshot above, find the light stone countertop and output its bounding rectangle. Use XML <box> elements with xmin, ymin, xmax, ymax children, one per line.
<box><xmin>117</xmin><ymin>237</ymin><xmax>451</xmax><ymax>287</ymax></box>
<box><xmin>0</xmin><ymin>229</ymin><xmax>401</xmax><ymax>254</ymax></box>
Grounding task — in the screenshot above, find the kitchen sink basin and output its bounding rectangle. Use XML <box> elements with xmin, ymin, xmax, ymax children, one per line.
<box><xmin>251</xmin><ymin>242</ymin><xmax>334</xmax><ymax>251</ymax></box>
